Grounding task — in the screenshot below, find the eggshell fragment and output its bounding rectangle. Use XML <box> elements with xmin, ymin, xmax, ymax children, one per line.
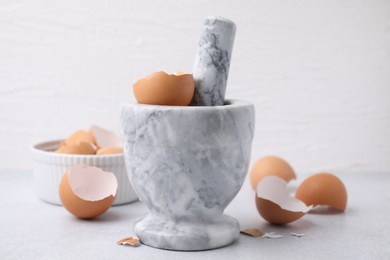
<box><xmin>56</xmin><ymin>141</ymin><xmax>97</xmax><ymax>155</ymax></box>
<box><xmin>90</xmin><ymin>125</ymin><xmax>122</xmax><ymax>148</ymax></box>
<box><xmin>250</xmin><ymin>156</ymin><xmax>296</xmax><ymax>190</ymax></box>
<box><xmin>291</xmin><ymin>233</ymin><xmax>304</xmax><ymax>237</ymax></box>
<box><xmin>96</xmin><ymin>147</ymin><xmax>123</xmax><ymax>155</ymax></box>
<box><xmin>256</xmin><ymin>176</ymin><xmax>312</xmax><ymax>225</ymax></box>
<box><xmin>296</xmin><ymin>173</ymin><xmax>347</xmax><ymax>211</ymax></box>
<box><xmin>59</xmin><ymin>165</ymin><xmax>118</xmax><ymax>219</ymax></box>
<box><xmin>133</xmin><ymin>71</ymin><xmax>195</xmax><ymax>106</ymax></box>
<box><xmin>262</xmin><ymin>232</ymin><xmax>283</xmax><ymax>239</ymax></box>
<box><xmin>117</xmin><ymin>236</ymin><xmax>141</xmax><ymax>247</ymax></box>
<box><xmin>240</xmin><ymin>228</ymin><xmax>263</xmax><ymax>237</ymax></box>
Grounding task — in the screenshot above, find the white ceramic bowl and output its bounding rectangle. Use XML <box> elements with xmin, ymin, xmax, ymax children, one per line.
<box><xmin>31</xmin><ymin>140</ymin><xmax>138</xmax><ymax>206</ymax></box>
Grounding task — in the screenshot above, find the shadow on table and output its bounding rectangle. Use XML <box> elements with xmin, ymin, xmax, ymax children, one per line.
<box><xmin>308</xmin><ymin>206</ymin><xmax>345</xmax><ymax>215</ymax></box>
<box><xmin>88</xmin><ymin>211</ymin><xmax>127</xmax><ymax>222</ymax></box>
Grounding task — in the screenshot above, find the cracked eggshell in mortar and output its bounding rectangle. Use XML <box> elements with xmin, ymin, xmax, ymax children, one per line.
<box><xmin>256</xmin><ymin>176</ymin><xmax>312</xmax><ymax>225</ymax></box>
<box><xmin>59</xmin><ymin>165</ymin><xmax>118</xmax><ymax>219</ymax></box>
<box><xmin>296</xmin><ymin>173</ymin><xmax>347</xmax><ymax>211</ymax></box>
<box><xmin>133</xmin><ymin>71</ymin><xmax>195</xmax><ymax>106</ymax></box>
<box><xmin>250</xmin><ymin>156</ymin><xmax>296</xmax><ymax>190</ymax></box>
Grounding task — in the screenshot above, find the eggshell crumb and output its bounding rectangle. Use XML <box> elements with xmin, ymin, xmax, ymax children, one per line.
<box><xmin>291</xmin><ymin>233</ymin><xmax>304</xmax><ymax>237</ymax></box>
<box><xmin>240</xmin><ymin>228</ymin><xmax>263</xmax><ymax>237</ymax></box>
<box><xmin>262</xmin><ymin>232</ymin><xmax>283</xmax><ymax>239</ymax></box>
<box><xmin>116</xmin><ymin>236</ymin><xmax>141</xmax><ymax>247</ymax></box>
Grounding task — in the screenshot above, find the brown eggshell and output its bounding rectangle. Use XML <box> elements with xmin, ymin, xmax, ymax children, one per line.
<box><xmin>296</xmin><ymin>173</ymin><xmax>347</xmax><ymax>211</ymax></box>
<box><xmin>250</xmin><ymin>156</ymin><xmax>296</xmax><ymax>190</ymax></box>
<box><xmin>256</xmin><ymin>197</ymin><xmax>305</xmax><ymax>225</ymax></box>
<box><xmin>96</xmin><ymin>146</ymin><xmax>123</xmax><ymax>155</ymax></box>
<box><xmin>56</xmin><ymin>141</ymin><xmax>97</xmax><ymax>155</ymax></box>
<box><xmin>256</xmin><ymin>176</ymin><xmax>312</xmax><ymax>225</ymax></box>
<box><xmin>133</xmin><ymin>71</ymin><xmax>195</xmax><ymax>106</ymax></box>
<box><xmin>59</xmin><ymin>166</ymin><xmax>117</xmax><ymax>219</ymax></box>
<box><xmin>66</xmin><ymin>130</ymin><xmax>96</xmax><ymax>146</ymax></box>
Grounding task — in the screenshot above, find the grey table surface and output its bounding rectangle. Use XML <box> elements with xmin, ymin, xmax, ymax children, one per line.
<box><xmin>0</xmin><ymin>170</ymin><xmax>389</xmax><ymax>260</ymax></box>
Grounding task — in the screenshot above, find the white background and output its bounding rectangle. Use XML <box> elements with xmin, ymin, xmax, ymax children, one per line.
<box><xmin>1</xmin><ymin>0</ymin><xmax>389</xmax><ymax>172</ymax></box>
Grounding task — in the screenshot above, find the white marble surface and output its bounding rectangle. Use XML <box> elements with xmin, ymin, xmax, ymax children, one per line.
<box><xmin>0</xmin><ymin>170</ymin><xmax>389</xmax><ymax>260</ymax></box>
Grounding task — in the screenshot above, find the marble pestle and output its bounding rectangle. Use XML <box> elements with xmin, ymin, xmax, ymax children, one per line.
<box><xmin>191</xmin><ymin>16</ymin><xmax>236</xmax><ymax>106</ymax></box>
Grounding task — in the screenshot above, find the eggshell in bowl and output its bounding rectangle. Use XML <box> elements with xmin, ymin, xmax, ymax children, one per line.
<box><xmin>65</xmin><ymin>130</ymin><xmax>96</xmax><ymax>146</ymax></box>
<box><xmin>133</xmin><ymin>71</ymin><xmax>195</xmax><ymax>106</ymax></box>
<box><xmin>59</xmin><ymin>165</ymin><xmax>118</xmax><ymax>219</ymax></box>
<box><xmin>97</xmin><ymin>147</ymin><xmax>123</xmax><ymax>155</ymax></box>
<box><xmin>295</xmin><ymin>173</ymin><xmax>347</xmax><ymax>211</ymax></box>
<box><xmin>56</xmin><ymin>141</ymin><xmax>97</xmax><ymax>155</ymax></box>
<box><xmin>90</xmin><ymin>125</ymin><xmax>122</xmax><ymax>149</ymax></box>
<box><xmin>31</xmin><ymin>140</ymin><xmax>138</xmax><ymax>205</ymax></box>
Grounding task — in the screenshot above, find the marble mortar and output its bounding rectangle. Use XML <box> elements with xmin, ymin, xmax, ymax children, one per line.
<box><xmin>120</xmin><ymin>99</ymin><xmax>255</xmax><ymax>251</ymax></box>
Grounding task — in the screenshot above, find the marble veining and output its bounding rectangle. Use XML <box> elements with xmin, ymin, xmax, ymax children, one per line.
<box><xmin>191</xmin><ymin>16</ymin><xmax>236</xmax><ymax>106</ymax></box>
<box><xmin>120</xmin><ymin>99</ymin><xmax>254</xmax><ymax>251</ymax></box>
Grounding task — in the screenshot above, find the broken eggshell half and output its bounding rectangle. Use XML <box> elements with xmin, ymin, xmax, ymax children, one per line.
<box><xmin>296</xmin><ymin>173</ymin><xmax>347</xmax><ymax>211</ymax></box>
<box><xmin>133</xmin><ymin>71</ymin><xmax>195</xmax><ymax>106</ymax></box>
<box><xmin>256</xmin><ymin>176</ymin><xmax>312</xmax><ymax>225</ymax></box>
<box><xmin>59</xmin><ymin>165</ymin><xmax>118</xmax><ymax>219</ymax></box>
<box><xmin>56</xmin><ymin>141</ymin><xmax>97</xmax><ymax>155</ymax></box>
<box><xmin>250</xmin><ymin>156</ymin><xmax>296</xmax><ymax>190</ymax></box>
